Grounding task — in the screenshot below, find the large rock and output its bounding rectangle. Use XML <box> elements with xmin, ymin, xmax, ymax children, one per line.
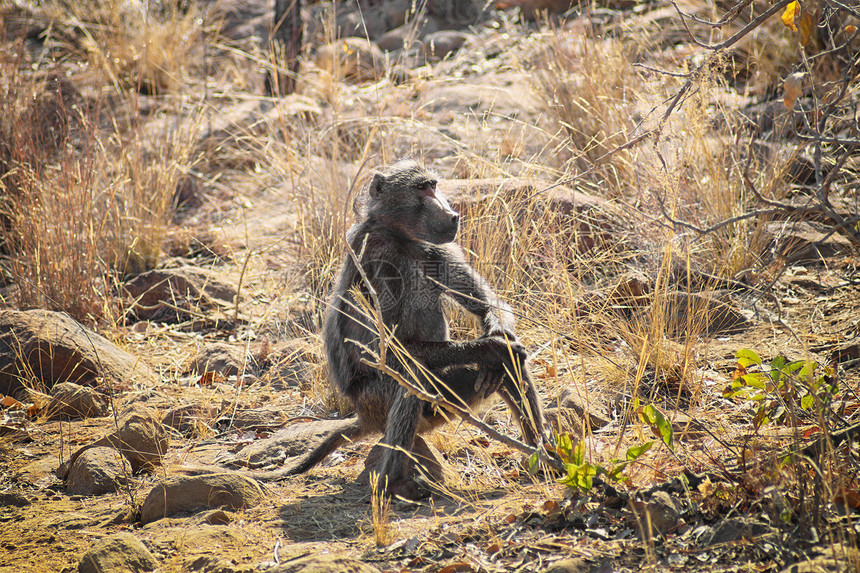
<box><xmin>227</xmin><ymin>418</ymin><xmax>358</xmax><ymax>469</ymax></box>
<box><xmin>266</xmin><ymin>555</ymin><xmax>382</xmax><ymax>573</ymax></box>
<box><xmin>191</xmin><ymin>342</ymin><xmax>252</xmax><ymax>377</ymax></box>
<box><xmin>45</xmin><ymin>382</ymin><xmax>109</xmax><ymax>420</ymax></box>
<box><xmin>440</xmin><ymin>178</ymin><xmax>617</xmax><ymax>256</ymax></box>
<box><xmin>78</xmin><ymin>533</ymin><xmax>158</xmax><ymax>573</ymax></box>
<box><xmin>544</xmin><ymin>384</ymin><xmax>611</xmax><ymax>436</ymax></box>
<box><xmin>0</xmin><ymin>309</ymin><xmax>156</xmax><ymax>397</ymax></box>
<box><xmin>162</xmin><ymin>404</ymin><xmax>217</xmax><ymax>436</ymax></box>
<box><xmin>315</xmin><ymin>38</ymin><xmax>386</xmax><ymax>83</ymax></box>
<box><xmin>659</xmin><ymin>291</ymin><xmax>751</xmax><ymax>337</ymax></box>
<box><xmin>58</xmin><ymin>405</ymin><xmax>169</xmax><ymax>479</ymax></box>
<box><xmin>140</xmin><ymin>473</ymin><xmax>266</xmax><ymax>523</ymax></box>
<box><xmin>65</xmin><ymin>446</ymin><xmax>132</xmax><ymax>496</ymax></box>
<box><xmin>123</xmin><ymin>266</ymin><xmax>237</xmax><ymax>323</ymax></box>
<box><xmin>766</xmin><ymin>221</ymin><xmax>855</xmax><ymax>264</ymax></box>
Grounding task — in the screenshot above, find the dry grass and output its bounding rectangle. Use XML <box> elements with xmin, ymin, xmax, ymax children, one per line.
<box><xmin>1</xmin><ymin>0</ymin><xmax>858</xmax><ymax>566</ymax></box>
<box><xmin>0</xmin><ymin>16</ymin><xmax>201</xmax><ymax>323</ymax></box>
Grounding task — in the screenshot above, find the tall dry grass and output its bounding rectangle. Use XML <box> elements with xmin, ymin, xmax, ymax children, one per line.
<box><xmin>0</xmin><ymin>3</ymin><xmax>204</xmax><ymax>324</ymax></box>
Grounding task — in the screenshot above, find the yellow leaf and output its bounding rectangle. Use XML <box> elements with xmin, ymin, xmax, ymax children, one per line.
<box><xmin>782</xmin><ymin>1</ymin><xmax>799</xmax><ymax>32</ymax></box>
<box><xmin>799</xmin><ymin>12</ymin><xmax>815</xmax><ymax>46</ymax></box>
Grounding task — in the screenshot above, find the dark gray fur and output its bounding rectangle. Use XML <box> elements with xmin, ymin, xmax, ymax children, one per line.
<box><xmin>257</xmin><ymin>159</ymin><xmax>544</xmax><ymax>498</ymax></box>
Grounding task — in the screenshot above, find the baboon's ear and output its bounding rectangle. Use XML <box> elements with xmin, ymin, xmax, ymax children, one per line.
<box><xmin>369</xmin><ymin>173</ymin><xmax>386</xmax><ymax>197</ymax></box>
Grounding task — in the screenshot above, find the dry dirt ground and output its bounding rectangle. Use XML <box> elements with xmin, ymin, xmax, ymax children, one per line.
<box><xmin>2</xmin><ymin>1</ymin><xmax>860</xmax><ymax>572</ymax></box>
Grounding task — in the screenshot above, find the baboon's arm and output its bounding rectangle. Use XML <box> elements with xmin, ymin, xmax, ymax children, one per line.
<box><xmin>422</xmin><ymin>245</ymin><xmax>516</xmax><ymax>337</ymax></box>
<box><xmin>401</xmin><ymin>338</ymin><xmax>525</xmax><ymax>374</ymax></box>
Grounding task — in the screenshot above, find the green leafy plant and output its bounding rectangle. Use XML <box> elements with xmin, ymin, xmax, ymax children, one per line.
<box><xmin>542</xmin><ymin>429</ymin><xmax>658</xmax><ymax>494</ymax></box>
<box><xmin>724</xmin><ymin>349</ymin><xmax>839</xmax><ymax>429</ymax></box>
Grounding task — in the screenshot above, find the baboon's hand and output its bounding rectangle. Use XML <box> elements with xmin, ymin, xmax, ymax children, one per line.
<box><xmin>485</xmin><ymin>335</ymin><xmax>528</xmax><ymax>372</ymax></box>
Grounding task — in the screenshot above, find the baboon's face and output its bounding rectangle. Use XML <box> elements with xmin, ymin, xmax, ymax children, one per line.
<box><xmin>410</xmin><ymin>178</ymin><xmax>459</xmax><ymax>244</ymax></box>
<box><xmin>370</xmin><ymin>162</ymin><xmax>460</xmax><ymax>244</ymax></box>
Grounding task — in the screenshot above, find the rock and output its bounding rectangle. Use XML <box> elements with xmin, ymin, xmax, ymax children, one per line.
<box><xmin>697</xmin><ymin>516</ymin><xmax>770</xmax><ymax>546</ymax></box>
<box><xmin>628</xmin><ymin>491</ymin><xmax>683</xmax><ymax>539</ymax></box>
<box><xmin>541</xmin><ymin>558</ymin><xmax>591</xmax><ymax>573</ymax></box>
<box><xmin>183</xmin><ymin>554</ymin><xmax>238</xmax><ymax>572</ymax></box>
<box><xmin>496</xmin><ymin>0</ymin><xmax>578</xmax><ymax>20</ymax></box>
<box><xmin>766</xmin><ymin>221</ymin><xmax>855</xmax><ymax>264</ymax></box>
<box><xmin>659</xmin><ymin>291</ymin><xmax>752</xmax><ymax>337</ymax></box>
<box><xmin>266</xmin><ymin>554</ymin><xmax>382</xmax><ymax>573</ymax></box>
<box><xmin>780</xmin><ymin>543</ymin><xmax>860</xmax><ymax>573</ymax></box>
<box><xmin>58</xmin><ymin>405</ymin><xmax>169</xmax><ymax>479</ymax></box>
<box><xmin>207</xmin><ymin>0</ymin><xmax>271</xmax><ymax>42</ymax></box>
<box><xmin>65</xmin><ymin>446</ymin><xmax>132</xmax><ymax>496</ymax></box>
<box><xmin>422</xmin><ymin>30</ymin><xmax>470</xmax><ymax>60</ymax></box>
<box><xmin>0</xmin><ymin>490</ymin><xmax>30</xmax><ymax>507</ymax></box>
<box><xmin>215</xmin><ymin>407</ymin><xmax>289</xmax><ymax>432</ymax></box>
<box><xmin>162</xmin><ymin>404</ymin><xmax>217</xmax><ymax>435</ymax></box>
<box><xmin>77</xmin><ymin>532</ymin><xmax>158</xmax><ymax>573</ymax></box>
<box><xmin>45</xmin><ymin>382</ymin><xmax>109</xmax><ymax>420</ymax></box>
<box><xmin>377</xmin><ymin>17</ymin><xmax>441</xmax><ymax>51</ymax></box>
<box><xmin>191</xmin><ymin>509</ymin><xmax>234</xmax><ymax>525</ymax></box>
<box><xmin>183</xmin><ymin>554</ymin><xmax>236</xmax><ymax>573</ymax></box>
<box><xmin>260</xmin><ymin>342</ymin><xmax>316</xmax><ymax>390</ymax></box>
<box><xmin>315</xmin><ymin>38</ymin><xmax>386</xmax><ymax>83</ymax></box>
<box><xmin>0</xmin><ymin>309</ymin><xmax>156</xmax><ymax>397</ymax></box>
<box><xmin>228</xmin><ymin>418</ymin><xmax>357</xmax><ymax>469</ymax></box>
<box><xmin>440</xmin><ymin>178</ymin><xmax>616</xmax><ymax>255</ymax></box>
<box><xmin>123</xmin><ymin>266</ymin><xmax>237</xmax><ymax>323</ymax></box>
<box><xmin>191</xmin><ymin>342</ymin><xmax>253</xmax><ymax>377</ymax></box>
<box><xmin>139</xmin><ymin>473</ymin><xmax>266</xmax><ymax>523</ymax></box>
<box><xmin>545</xmin><ymin>385</ymin><xmax>611</xmax><ymax>434</ymax></box>
<box><xmin>261</xmin><ymin>95</ymin><xmax>323</xmax><ymax>125</ymax></box>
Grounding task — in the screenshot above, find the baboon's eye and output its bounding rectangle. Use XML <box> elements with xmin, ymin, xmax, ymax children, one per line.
<box><xmin>416</xmin><ymin>181</ymin><xmax>436</xmax><ymax>196</ymax></box>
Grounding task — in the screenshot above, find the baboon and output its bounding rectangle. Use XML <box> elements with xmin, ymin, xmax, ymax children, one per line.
<box><xmin>268</xmin><ymin>159</ymin><xmax>544</xmax><ymax>499</ymax></box>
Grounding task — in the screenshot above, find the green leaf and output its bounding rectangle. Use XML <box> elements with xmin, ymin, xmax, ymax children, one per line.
<box><xmin>736</xmin><ymin>349</ymin><xmax>762</xmax><ymax>368</ymax></box>
<box><xmin>800</xmin><ymin>393</ymin><xmax>814</xmax><ymax>410</ymax></box>
<box><xmin>798</xmin><ymin>360</ymin><xmax>816</xmax><ymax>383</ymax></box>
<box><xmin>742</xmin><ymin>372</ymin><xmax>768</xmax><ymax>389</ymax></box>
<box><xmin>642</xmin><ymin>404</ymin><xmax>674</xmax><ymax>450</ymax></box>
<box><xmin>557</xmin><ymin>433</ymin><xmax>574</xmax><ymax>460</ymax></box>
<box><xmin>626</xmin><ymin>441</ymin><xmax>654</xmax><ymax>461</ymax></box>
<box><xmin>528</xmin><ymin>452</ymin><xmax>539</xmax><ymax>473</ymax></box>
<box><xmin>784</xmin><ymin>360</ymin><xmax>806</xmax><ymax>375</ymax></box>
<box><xmin>770</xmin><ymin>355</ymin><xmax>786</xmax><ymax>372</ymax></box>
<box><xmin>572</xmin><ymin>440</ymin><xmax>585</xmax><ymax>466</ymax></box>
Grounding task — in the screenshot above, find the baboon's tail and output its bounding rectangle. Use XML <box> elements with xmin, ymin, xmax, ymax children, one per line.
<box><xmin>250</xmin><ymin>419</ymin><xmax>365</xmax><ymax>482</ymax></box>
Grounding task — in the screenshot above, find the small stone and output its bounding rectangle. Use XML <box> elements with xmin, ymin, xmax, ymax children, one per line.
<box><xmin>315</xmin><ymin>38</ymin><xmax>386</xmax><ymax>83</ymax></box>
<box><xmin>422</xmin><ymin>30</ymin><xmax>470</xmax><ymax>60</ymax></box>
<box><xmin>629</xmin><ymin>491</ymin><xmax>683</xmax><ymax>539</ymax></box>
<box><xmin>58</xmin><ymin>404</ymin><xmax>169</xmax><ymax>479</ymax></box>
<box><xmin>45</xmin><ymin>382</ymin><xmax>109</xmax><ymax>420</ymax></box>
<box><xmin>265</xmin><ymin>554</ymin><xmax>382</xmax><ymax>573</ymax></box>
<box><xmin>192</xmin><ymin>343</ymin><xmax>253</xmax><ymax>378</ymax></box>
<box><xmin>140</xmin><ymin>473</ymin><xmax>266</xmax><ymax>523</ymax></box>
<box><xmin>162</xmin><ymin>404</ymin><xmax>217</xmax><ymax>436</ymax></box>
<box><xmin>77</xmin><ymin>532</ymin><xmax>157</xmax><ymax>573</ymax></box>
<box><xmin>65</xmin><ymin>446</ymin><xmax>132</xmax><ymax>496</ymax></box>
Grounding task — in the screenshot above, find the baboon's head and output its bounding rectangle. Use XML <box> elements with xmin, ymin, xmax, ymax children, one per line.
<box><xmin>367</xmin><ymin>160</ymin><xmax>459</xmax><ymax>244</ymax></box>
